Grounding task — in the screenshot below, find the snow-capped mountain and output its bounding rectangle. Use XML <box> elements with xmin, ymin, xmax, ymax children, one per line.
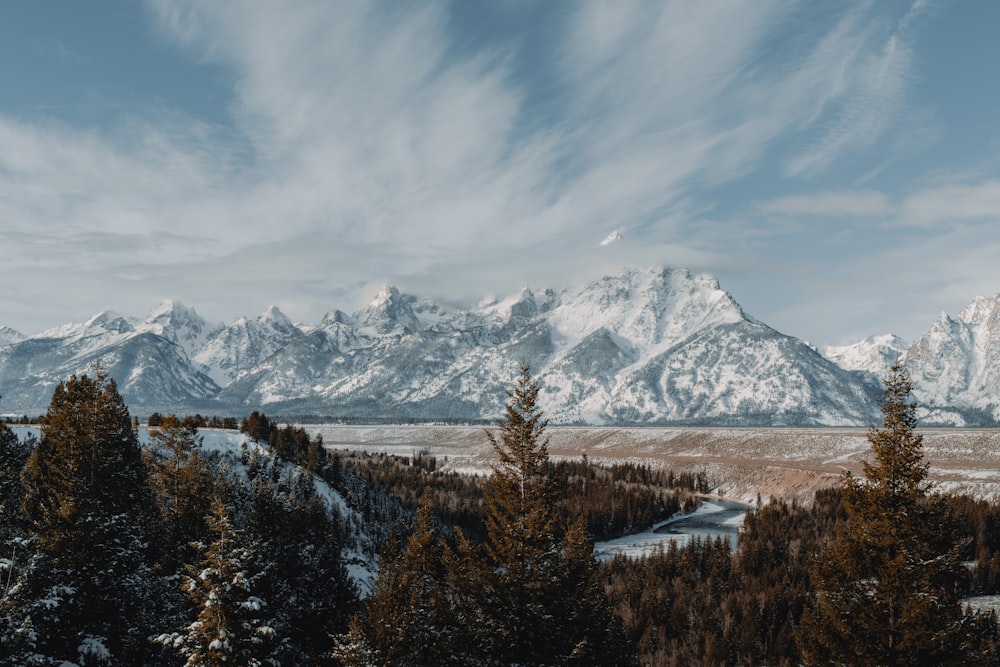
<box><xmin>823</xmin><ymin>334</ymin><xmax>909</xmax><ymax>378</ymax></box>
<box><xmin>0</xmin><ymin>326</ymin><xmax>24</xmax><ymax>347</ymax></box>
<box><xmin>0</xmin><ymin>305</ymin><xmax>219</xmax><ymax>411</ymax></box>
<box><xmin>2</xmin><ymin>267</ymin><xmax>997</xmax><ymax>426</ymax></box>
<box><xmin>138</xmin><ymin>300</ymin><xmax>223</xmax><ymax>361</ymax></box>
<box><xmin>193</xmin><ymin>306</ymin><xmax>304</xmax><ymax>386</ymax></box>
<box><xmin>906</xmin><ymin>295</ymin><xmax>1000</xmax><ymax>425</ymax></box>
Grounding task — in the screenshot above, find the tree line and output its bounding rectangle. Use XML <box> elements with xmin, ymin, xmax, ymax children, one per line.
<box><xmin>3</xmin><ymin>365</ymin><xmax>1000</xmax><ymax>664</ymax></box>
<box><xmin>0</xmin><ymin>375</ymin><xmax>357</xmax><ymax>665</ymax></box>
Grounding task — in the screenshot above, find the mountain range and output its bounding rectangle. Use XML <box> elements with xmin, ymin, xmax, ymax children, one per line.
<box><xmin>1</xmin><ymin>266</ymin><xmax>998</xmax><ymax>426</ymax></box>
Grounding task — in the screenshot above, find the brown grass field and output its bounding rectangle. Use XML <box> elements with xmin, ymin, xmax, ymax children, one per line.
<box><xmin>307</xmin><ymin>425</ymin><xmax>1000</xmax><ymax>504</ymax></box>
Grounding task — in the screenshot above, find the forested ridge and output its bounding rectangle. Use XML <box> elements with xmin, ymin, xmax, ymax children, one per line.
<box><xmin>2</xmin><ymin>367</ymin><xmax>1000</xmax><ymax>665</ymax></box>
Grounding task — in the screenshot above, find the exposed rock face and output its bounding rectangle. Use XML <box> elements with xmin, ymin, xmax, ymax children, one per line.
<box><xmin>4</xmin><ymin>269</ymin><xmax>998</xmax><ymax>426</ymax></box>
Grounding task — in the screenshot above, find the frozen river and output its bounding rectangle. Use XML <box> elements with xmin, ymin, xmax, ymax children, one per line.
<box><xmin>594</xmin><ymin>499</ymin><xmax>750</xmax><ymax>560</ymax></box>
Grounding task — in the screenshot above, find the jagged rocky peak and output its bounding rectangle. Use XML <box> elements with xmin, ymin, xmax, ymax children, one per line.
<box><xmin>357</xmin><ymin>285</ymin><xmax>420</xmax><ymax>335</ymax></box>
<box><xmin>142</xmin><ymin>300</ymin><xmax>215</xmax><ymax>336</ymax></box>
<box><xmin>0</xmin><ymin>326</ymin><xmax>25</xmax><ymax>346</ymax></box>
<box><xmin>824</xmin><ymin>334</ymin><xmax>909</xmax><ymax>376</ymax></box>
<box><xmin>86</xmin><ymin>310</ymin><xmax>135</xmax><ymax>334</ymax></box>
<box><xmin>551</xmin><ymin>266</ymin><xmax>745</xmax><ymax>348</ymax></box>
<box><xmin>256</xmin><ymin>305</ymin><xmax>299</xmax><ymax>334</ymax></box>
<box><xmin>956</xmin><ymin>294</ymin><xmax>1000</xmax><ymax>326</ymax></box>
<box><xmin>144</xmin><ymin>299</ymin><xmax>199</xmax><ymax>326</ymax></box>
<box><xmin>320</xmin><ymin>309</ymin><xmax>354</xmax><ymax>328</ymax></box>
<box><xmin>140</xmin><ymin>300</ymin><xmax>221</xmax><ymax>359</ymax></box>
<box><xmin>484</xmin><ymin>286</ymin><xmax>540</xmax><ymax>323</ymax></box>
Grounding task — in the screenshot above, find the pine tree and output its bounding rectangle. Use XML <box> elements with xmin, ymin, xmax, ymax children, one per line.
<box><xmin>0</xmin><ymin>418</ymin><xmax>33</xmax><ymax>666</ymax></box>
<box><xmin>242</xmin><ymin>475</ymin><xmax>357</xmax><ymax>665</ymax></box>
<box><xmin>359</xmin><ymin>494</ymin><xmax>455</xmax><ymax>666</ymax></box>
<box><xmin>146</xmin><ymin>414</ymin><xmax>215</xmax><ymax>569</ymax></box>
<box><xmin>0</xmin><ymin>418</ymin><xmax>30</xmax><ymax>547</ymax></box>
<box><xmin>798</xmin><ymin>365</ymin><xmax>994</xmax><ymax>666</ymax></box>
<box><xmin>158</xmin><ymin>496</ymin><xmax>275</xmax><ymax>667</ymax></box>
<box><xmin>474</xmin><ymin>365</ymin><xmax>631</xmax><ymax>665</ymax></box>
<box><xmin>3</xmin><ymin>371</ymin><xmax>164</xmax><ymax>666</ymax></box>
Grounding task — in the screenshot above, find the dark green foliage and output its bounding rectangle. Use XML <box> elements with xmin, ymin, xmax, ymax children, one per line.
<box><xmin>157</xmin><ymin>496</ymin><xmax>275</xmax><ymax>667</ymax></box>
<box><xmin>242</xmin><ymin>472</ymin><xmax>358</xmax><ymax>665</ymax></box>
<box><xmin>354</xmin><ymin>495</ymin><xmax>457</xmax><ymax>666</ymax></box>
<box><xmin>798</xmin><ymin>365</ymin><xmax>996</xmax><ymax>666</ymax></box>
<box><xmin>350</xmin><ymin>366</ymin><xmax>632</xmax><ymax>666</ymax></box>
<box><xmin>340</xmin><ymin>449</ymin><xmax>703</xmax><ymax>546</ymax></box>
<box><xmin>601</xmin><ymin>490</ymin><xmax>844</xmax><ymax>666</ymax></box>
<box><xmin>472</xmin><ymin>366</ymin><xmax>630</xmax><ymax>665</ymax></box>
<box><xmin>241</xmin><ymin>411</ymin><xmax>328</xmax><ymax>472</ymax></box>
<box><xmin>3</xmin><ymin>371</ymin><xmax>165</xmax><ymax>666</ymax></box>
<box><xmin>0</xmin><ymin>420</ymin><xmax>30</xmax><ymax>547</ymax></box>
<box><xmin>145</xmin><ymin>414</ymin><xmax>216</xmax><ymax>569</ymax></box>
<box><xmin>241</xmin><ymin>411</ymin><xmax>277</xmax><ymax>443</ymax></box>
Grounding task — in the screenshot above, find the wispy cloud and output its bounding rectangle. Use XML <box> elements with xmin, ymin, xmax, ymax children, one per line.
<box><xmin>899</xmin><ymin>181</ymin><xmax>1000</xmax><ymax>228</ymax></box>
<box><xmin>782</xmin><ymin>1</ymin><xmax>934</xmax><ymax>177</ymax></box>
<box><xmin>0</xmin><ymin>0</ymin><xmax>956</xmax><ymax>335</ymax></box>
<box><xmin>757</xmin><ymin>190</ymin><xmax>892</xmax><ymax>218</ymax></box>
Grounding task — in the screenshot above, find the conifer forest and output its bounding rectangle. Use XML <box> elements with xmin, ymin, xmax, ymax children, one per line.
<box><xmin>3</xmin><ymin>366</ymin><xmax>1000</xmax><ymax>665</ymax></box>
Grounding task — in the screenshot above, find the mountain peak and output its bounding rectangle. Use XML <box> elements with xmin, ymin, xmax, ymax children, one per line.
<box><xmin>139</xmin><ymin>300</ymin><xmax>219</xmax><ymax>359</ymax></box>
<box><xmin>956</xmin><ymin>294</ymin><xmax>1000</xmax><ymax>326</ymax></box>
<box><xmin>0</xmin><ymin>325</ymin><xmax>25</xmax><ymax>346</ymax></box>
<box><xmin>358</xmin><ymin>285</ymin><xmax>419</xmax><ymax>335</ymax></box>
<box><xmin>823</xmin><ymin>334</ymin><xmax>908</xmax><ymax>376</ymax></box>
<box><xmin>258</xmin><ymin>305</ymin><xmax>291</xmax><ymax>324</ymax></box>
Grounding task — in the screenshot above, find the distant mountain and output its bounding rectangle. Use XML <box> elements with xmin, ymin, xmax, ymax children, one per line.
<box><xmin>823</xmin><ymin>334</ymin><xmax>908</xmax><ymax>378</ymax></box>
<box><xmin>906</xmin><ymin>295</ymin><xmax>1000</xmax><ymax>425</ymax></box>
<box><xmin>1</xmin><ymin>268</ymin><xmax>997</xmax><ymax>426</ymax></box>
<box><xmin>0</xmin><ymin>326</ymin><xmax>24</xmax><ymax>347</ymax></box>
<box><xmin>820</xmin><ymin>295</ymin><xmax>1000</xmax><ymax>426</ymax></box>
<box><xmin>139</xmin><ymin>300</ymin><xmax>223</xmax><ymax>361</ymax></box>
<box><xmin>0</xmin><ymin>305</ymin><xmax>219</xmax><ymax>412</ymax></box>
<box><xmin>193</xmin><ymin>306</ymin><xmax>304</xmax><ymax>386</ymax></box>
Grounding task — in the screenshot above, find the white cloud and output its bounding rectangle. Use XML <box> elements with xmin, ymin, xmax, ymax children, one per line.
<box><xmin>899</xmin><ymin>181</ymin><xmax>1000</xmax><ymax>228</ymax></box>
<box><xmin>0</xmin><ymin>0</ymin><xmax>959</xmax><ymax>337</ymax></box>
<box><xmin>757</xmin><ymin>190</ymin><xmax>892</xmax><ymax>218</ymax></box>
<box><xmin>782</xmin><ymin>1</ymin><xmax>934</xmax><ymax>177</ymax></box>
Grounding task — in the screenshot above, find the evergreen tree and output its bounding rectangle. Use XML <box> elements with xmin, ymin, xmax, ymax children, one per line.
<box><xmin>798</xmin><ymin>365</ymin><xmax>995</xmax><ymax>666</ymax></box>
<box><xmin>0</xmin><ymin>418</ymin><xmax>33</xmax><ymax>666</ymax></box>
<box><xmin>157</xmin><ymin>496</ymin><xmax>275</xmax><ymax>667</ymax></box>
<box><xmin>2</xmin><ymin>371</ymin><xmax>163</xmax><ymax>666</ymax></box>
<box><xmin>242</xmin><ymin>476</ymin><xmax>357</xmax><ymax>665</ymax></box>
<box><xmin>474</xmin><ymin>366</ymin><xmax>631</xmax><ymax>665</ymax></box>
<box><xmin>0</xmin><ymin>418</ymin><xmax>30</xmax><ymax>547</ymax></box>
<box><xmin>146</xmin><ymin>414</ymin><xmax>215</xmax><ymax>569</ymax></box>
<box><xmin>358</xmin><ymin>494</ymin><xmax>456</xmax><ymax>666</ymax></box>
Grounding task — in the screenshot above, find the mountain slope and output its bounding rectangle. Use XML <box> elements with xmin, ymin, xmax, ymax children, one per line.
<box><xmin>208</xmin><ymin>267</ymin><xmax>880</xmax><ymax>425</ymax></box>
<box><xmin>4</xmin><ymin>267</ymin><xmax>997</xmax><ymax>426</ymax></box>
<box><xmin>906</xmin><ymin>295</ymin><xmax>1000</xmax><ymax>425</ymax></box>
<box><xmin>193</xmin><ymin>306</ymin><xmax>304</xmax><ymax>385</ymax></box>
<box><xmin>823</xmin><ymin>334</ymin><xmax>908</xmax><ymax>378</ymax></box>
<box><xmin>0</xmin><ymin>310</ymin><xmax>219</xmax><ymax>411</ymax></box>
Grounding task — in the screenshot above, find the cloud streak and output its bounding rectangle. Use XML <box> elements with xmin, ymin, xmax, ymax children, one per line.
<box><xmin>0</xmin><ymin>0</ymin><xmax>972</xmax><ymax>343</ymax></box>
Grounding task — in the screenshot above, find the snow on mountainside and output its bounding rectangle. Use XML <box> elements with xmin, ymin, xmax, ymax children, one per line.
<box><xmin>193</xmin><ymin>306</ymin><xmax>305</xmax><ymax>385</ymax></box>
<box><xmin>1</xmin><ymin>267</ymin><xmax>997</xmax><ymax>425</ymax></box>
<box><xmin>208</xmin><ymin>267</ymin><xmax>879</xmax><ymax>425</ymax></box>
<box><xmin>0</xmin><ymin>307</ymin><xmax>219</xmax><ymax>411</ymax></box>
<box><xmin>906</xmin><ymin>295</ymin><xmax>1000</xmax><ymax>425</ymax></box>
<box><xmin>823</xmin><ymin>334</ymin><xmax>909</xmax><ymax>378</ymax></box>
<box><xmin>139</xmin><ymin>300</ymin><xmax>223</xmax><ymax>361</ymax></box>
<box><xmin>0</xmin><ymin>326</ymin><xmax>24</xmax><ymax>347</ymax></box>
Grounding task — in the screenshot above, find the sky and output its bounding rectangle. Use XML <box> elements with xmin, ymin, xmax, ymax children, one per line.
<box><xmin>1</xmin><ymin>0</ymin><xmax>1000</xmax><ymax>347</ymax></box>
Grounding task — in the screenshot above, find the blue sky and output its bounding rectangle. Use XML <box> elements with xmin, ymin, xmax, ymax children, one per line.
<box><xmin>1</xmin><ymin>0</ymin><xmax>999</xmax><ymax>347</ymax></box>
